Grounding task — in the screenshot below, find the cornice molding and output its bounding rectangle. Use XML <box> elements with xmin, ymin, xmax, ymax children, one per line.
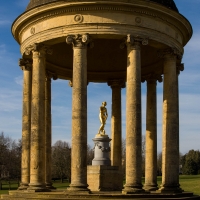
<box><xmin>12</xmin><ymin>2</ymin><xmax>192</xmax><ymax>45</ymax></box>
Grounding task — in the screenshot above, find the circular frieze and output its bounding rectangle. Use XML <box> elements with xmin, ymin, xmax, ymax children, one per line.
<box><xmin>74</xmin><ymin>14</ymin><xmax>83</xmax><ymax>23</ymax></box>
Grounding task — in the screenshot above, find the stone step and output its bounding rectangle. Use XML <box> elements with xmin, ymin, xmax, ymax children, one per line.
<box><xmin>1</xmin><ymin>191</ymin><xmax>200</xmax><ymax>200</ymax></box>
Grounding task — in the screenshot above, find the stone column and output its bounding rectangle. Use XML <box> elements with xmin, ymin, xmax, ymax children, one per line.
<box><xmin>107</xmin><ymin>80</ymin><xmax>125</xmax><ymax>167</ymax></box>
<box><xmin>143</xmin><ymin>74</ymin><xmax>162</xmax><ymax>191</ymax></box>
<box><xmin>66</xmin><ymin>34</ymin><xmax>92</xmax><ymax>193</ymax></box>
<box><xmin>122</xmin><ymin>35</ymin><xmax>148</xmax><ymax>194</ymax></box>
<box><xmin>45</xmin><ymin>71</ymin><xmax>57</xmax><ymax>189</ymax></box>
<box><xmin>25</xmin><ymin>43</ymin><xmax>52</xmax><ymax>192</ymax></box>
<box><xmin>159</xmin><ymin>48</ymin><xmax>182</xmax><ymax>193</ymax></box>
<box><xmin>18</xmin><ymin>58</ymin><xmax>32</xmax><ymax>190</ymax></box>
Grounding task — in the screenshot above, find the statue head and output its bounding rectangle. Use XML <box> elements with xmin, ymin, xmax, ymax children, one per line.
<box><xmin>102</xmin><ymin>101</ymin><xmax>107</xmax><ymax>106</ymax></box>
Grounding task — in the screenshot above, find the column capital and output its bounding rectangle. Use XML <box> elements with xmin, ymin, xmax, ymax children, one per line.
<box><xmin>177</xmin><ymin>63</ymin><xmax>184</xmax><ymax>75</ymax></box>
<box><xmin>107</xmin><ymin>79</ymin><xmax>126</xmax><ymax>88</ymax></box>
<box><xmin>141</xmin><ymin>74</ymin><xmax>163</xmax><ymax>84</ymax></box>
<box><xmin>158</xmin><ymin>47</ymin><xmax>183</xmax><ymax>60</ymax></box>
<box><xmin>25</xmin><ymin>43</ymin><xmax>53</xmax><ymax>55</ymax></box>
<box><xmin>120</xmin><ymin>34</ymin><xmax>148</xmax><ymax>49</ymax></box>
<box><xmin>19</xmin><ymin>58</ymin><xmax>32</xmax><ymax>71</ymax></box>
<box><xmin>46</xmin><ymin>70</ymin><xmax>58</xmax><ymax>81</ymax></box>
<box><xmin>66</xmin><ymin>34</ymin><xmax>94</xmax><ymax>48</ymax></box>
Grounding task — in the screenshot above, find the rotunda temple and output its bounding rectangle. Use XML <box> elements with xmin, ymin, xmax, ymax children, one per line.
<box><xmin>1</xmin><ymin>0</ymin><xmax>197</xmax><ymax>199</ymax></box>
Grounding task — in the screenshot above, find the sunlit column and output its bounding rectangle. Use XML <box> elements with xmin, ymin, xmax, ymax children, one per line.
<box><xmin>122</xmin><ymin>35</ymin><xmax>148</xmax><ymax>194</ymax></box>
<box><xmin>143</xmin><ymin>74</ymin><xmax>162</xmax><ymax>191</ymax></box>
<box><xmin>159</xmin><ymin>48</ymin><xmax>182</xmax><ymax>193</ymax></box>
<box><xmin>66</xmin><ymin>34</ymin><xmax>92</xmax><ymax>193</ymax></box>
<box><xmin>45</xmin><ymin>70</ymin><xmax>57</xmax><ymax>189</ymax></box>
<box><xmin>25</xmin><ymin>43</ymin><xmax>52</xmax><ymax>191</ymax></box>
<box><xmin>108</xmin><ymin>80</ymin><xmax>125</xmax><ymax>167</ymax></box>
<box><xmin>18</xmin><ymin>58</ymin><xmax>32</xmax><ymax>190</ymax></box>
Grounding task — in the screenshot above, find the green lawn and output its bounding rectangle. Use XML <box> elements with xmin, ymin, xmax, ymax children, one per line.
<box><xmin>0</xmin><ymin>175</ymin><xmax>200</xmax><ymax>196</ymax></box>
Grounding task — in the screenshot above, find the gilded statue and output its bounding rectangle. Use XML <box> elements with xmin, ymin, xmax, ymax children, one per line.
<box><xmin>97</xmin><ymin>102</ymin><xmax>108</xmax><ymax>136</ymax></box>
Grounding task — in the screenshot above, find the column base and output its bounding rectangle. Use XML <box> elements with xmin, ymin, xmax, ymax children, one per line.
<box><xmin>18</xmin><ymin>183</ymin><xmax>29</xmax><ymax>190</ymax></box>
<box><xmin>45</xmin><ymin>182</ymin><xmax>56</xmax><ymax>190</ymax></box>
<box><xmin>27</xmin><ymin>183</ymin><xmax>50</xmax><ymax>192</ymax></box>
<box><xmin>157</xmin><ymin>184</ymin><xmax>183</xmax><ymax>194</ymax></box>
<box><xmin>66</xmin><ymin>183</ymin><xmax>90</xmax><ymax>194</ymax></box>
<box><xmin>122</xmin><ymin>184</ymin><xmax>146</xmax><ymax>194</ymax></box>
<box><xmin>144</xmin><ymin>183</ymin><xmax>158</xmax><ymax>191</ymax></box>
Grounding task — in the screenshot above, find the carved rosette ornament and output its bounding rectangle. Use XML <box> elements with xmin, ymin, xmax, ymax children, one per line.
<box><xmin>19</xmin><ymin>58</ymin><xmax>32</xmax><ymax>71</ymax></box>
<box><xmin>66</xmin><ymin>34</ymin><xmax>93</xmax><ymax>48</ymax></box>
<box><xmin>120</xmin><ymin>34</ymin><xmax>148</xmax><ymax>49</ymax></box>
<box><xmin>141</xmin><ymin>74</ymin><xmax>163</xmax><ymax>84</ymax></box>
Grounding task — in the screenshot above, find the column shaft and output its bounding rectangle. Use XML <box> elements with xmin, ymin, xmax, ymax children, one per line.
<box><xmin>123</xmin><ymin>41</ymin><xmax>143</xmax><ymax>194</ymax></box>
<box><xmin>66</xmin><ymin>35</ymin><xmax>90</xmax><ymax>192</ymax></box>
<box><xmin>45</xmin><ymin>74</ymin><xmax>54</xmax><ymax>189</ymax></box>
<box><xmin>18</xmin><ymin>60</ymin><xmax>32</xmax><ymax>190</ymax></box>
<box><xmin>160</xmin><ymin>53</ymin><xmax>181</xmax><ymax>193</ymax></box>
<box><xmin>144</xmin><ymin>78</ymin><xmax>158</xmax><ymax>191</ymax></box>
<box><xmin>110</xmin><ymin>83</ymin><xmax>122</xmax><ymax>167</ymax></box>
<box><xmin>28</xmin><ymin>47</ymin><xmax>47</xmax><ymax>191</ymax></box>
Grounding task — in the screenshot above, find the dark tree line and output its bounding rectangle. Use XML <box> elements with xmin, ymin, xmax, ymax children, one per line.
<box><xmin>181</xmin><ymin>150</ymin><xmax>200</xmax><ymax>175</ymax></box>
<box><xmin>0</xmin><ymin>131</ymin><xmax>200</xmax><ymax>182</ymax></box>
<box><xmin>0</xmin><ymin>132</ymin><xmax>21</xmax><ymax>180</ymax></box>
<box><xmin>51</xmin><ymin>141</ymin><xmax>94</xmax><ymax>182</ymax></box>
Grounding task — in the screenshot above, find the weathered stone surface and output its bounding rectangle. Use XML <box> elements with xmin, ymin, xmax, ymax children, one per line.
<box><xmin>27</xmin><ymin>45</ymin><xmax>48</xmax><ymax>191</ymax></box>
<box><xmin>66</xmin><ymin>35</ymin><xmax>90</xmax><ymax>193</ymax></box>
<box><xmin>123</xmin><ymin>39</ymin><xmax>144</xmax><ymax>194</ymax></box>
<box><xmin>144</xmin><ymin>76</ymin><xmax>159</xmax><ymax>191</ymax></box>
<box><xmin>18</xmin><ymin>59</ymin><xmax>32</xmax><ymax>190</ymax></box>
<box><xmin>108</xmin><ymin>80</ymin><xmax>125</xmax><ymax>168</ymax></box>
<box><xmin>159</xmin><ymin>50</ymin><xmax>182</xmax><ymax>193</ymax></box>
<box><xmin>87</xmin><ymin>165</ymin><xmax>123</xmax><ymax>191</ymax></box>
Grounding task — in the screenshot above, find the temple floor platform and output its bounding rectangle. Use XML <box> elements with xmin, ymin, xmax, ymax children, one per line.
<box><xmin>1</xmin><ymin>191</ymin><xmax>200</xmax><ymax>200</ymax></box>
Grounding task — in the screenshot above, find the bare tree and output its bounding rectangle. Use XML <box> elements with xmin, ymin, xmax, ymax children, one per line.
<box><xmin>87</xmin><ymin>145</ymin><xmax>94</xmax><ymax>165</ymax></box>
<box><xmin>51</xmin><ymin>140</ymin><xmax>71</xmax><ymax>182</ymax></box>
<box><xmin>0</xmin><ymin>132</ymin><xmax>21</xmax><ymax>180</ymax></box>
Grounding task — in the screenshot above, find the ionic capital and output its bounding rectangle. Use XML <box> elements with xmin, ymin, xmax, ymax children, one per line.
<box><xmin>46</xmin><ymin>70</ymin><xmax>58</xmax><ymax>81</ymax></box>
<box><xmin>66</xmin><ymin>34</ymin><xmax>94</xmax><ymax>48</ymax></box>
<box><xmin>25</xmin><ymin>43</ymin><xmax>53</xmax><ymax>55</ymax></box>
<box><xmin>19</xmin><ymin>58</ymin><xmax>32</xmax><ymax>71</ymax></box>
<box><xmin>141</xmin><ymin>74</ymin><xmax>163</xmax><ymax>84</ymax></box>
<box><xmin>177</xmin><ymin>63</ymin><xmax>184</xmax><ymax>75</ymax></box>
<box><xmin>120</xmin><ymin>34</ymin><xmax>148</xmax><ymax>49</ymax></box>
<box><xmin>158</xmin><ymin>48</ymin><xmax>183</xmax><ymax>60</ymax></box>
<box><xmin>107</xmin><ymin>79</ymin><xmax>126</xmax><ymax>89</ymax></box>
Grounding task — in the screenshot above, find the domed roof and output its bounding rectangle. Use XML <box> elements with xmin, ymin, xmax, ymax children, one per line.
<box><xmin>26</xmin><ymin>0</ymin><xmax>179</xmax><ymax>12</ymax></box>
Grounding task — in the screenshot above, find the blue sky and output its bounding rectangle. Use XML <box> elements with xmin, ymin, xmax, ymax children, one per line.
<box><xmin>0</xmin><ymin>0</ymin><xmax>199</xmax><ymax>154</ymax></box>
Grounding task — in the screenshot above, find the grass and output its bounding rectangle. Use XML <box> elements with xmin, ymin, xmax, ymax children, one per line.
<box><xmin>0</xmin><ymin>175</ymin><xmax>200</xmax><ymax>196</ymax></box>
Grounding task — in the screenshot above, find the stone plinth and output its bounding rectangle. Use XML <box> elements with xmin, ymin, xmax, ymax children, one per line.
<box><xmin>92</xmin><ymin>135</ymin><xmax>111</xmax><ymax>166</ymax></box>
<box><xmin>87</xmin><ymin>165</ymin><xmax>123</xmax><ymax>191</ymax></box>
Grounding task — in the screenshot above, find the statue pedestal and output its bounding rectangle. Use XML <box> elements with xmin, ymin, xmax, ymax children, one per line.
<box><xmin>87</xmin><ymin>135</ymin><xmax>123</xmax><ymax>191</ymax></box>
<box><xmin>92</xmin><ymin>134</ymin><xmax>111</xmax><ymax>166</ymax></box>
<box><xmin>87</xmin><ymin>165</ymin><xmax>123</xmax><ymax>191</ymax></box>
